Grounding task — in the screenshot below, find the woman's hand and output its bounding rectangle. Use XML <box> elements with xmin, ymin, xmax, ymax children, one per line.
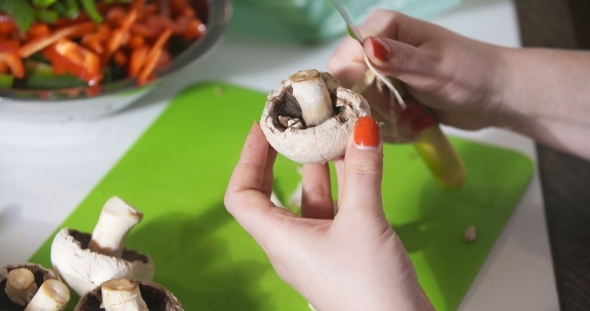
<box><xmin>328</xmin><ymin>10</ymin><xmax>508</xmax><ymax>143</ymax></box>
<box><xmin>329</xmin><ymin>9</ymin><xmax>590</xmax><ymax>159</ymax></box>
<box><xmin>225</xmin><ymin>119</ymin><xmax>434</xmax><ymax>311</ymax></box>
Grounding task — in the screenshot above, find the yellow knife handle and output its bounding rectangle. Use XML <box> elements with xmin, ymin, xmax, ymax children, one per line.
<box><xmin>353</xmin><ymin>72</ymin><xmax>466</xmax><ymax>189</ymax></box>
<box><xmin>387</xmin><ymin>78</ymin><xmax>466</xmax><ymax>189</ymax></box>
<box><xmin>414</xmin><ymin>124</ymin><xmax>466</xmax><ymax>189</ymax></box>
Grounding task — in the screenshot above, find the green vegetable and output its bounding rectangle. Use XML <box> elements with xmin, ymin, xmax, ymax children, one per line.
<box><xmin>32</xmin><ymin>0</ymin><xmax>58</xmax><ymax>9</ymax></box>
<box><xmin>35</xmin><ymin>9</ymin><xmax>59</xmax><ymax>24</ymax></box>
<box><xmin>51</xmin><ymin>2</ymin><xmax>66</xmax><ymax>16</ymax></box>
<box><xmin>24</xmin><ymin>61</ymin><xmax>87</xmax><ymax>89</ymax></box>
<box><xmin>0</xmin><ymin>0</ymin><xmax>35</xmax><ymax>31</ymax></box>
<box><xmin>346</xmin><ymin>25</ymin><xmax>357</xmax><ymax>41</ymax></box>
<box><xmin>79</xmin><ymin>0</ymin><xmax>103</xmax><ymax>23</ymax></box>
<box><xmin>29</xmin><ymin>53</ymin><xmax>52</xmax><ymax>65</ymax></box>
<box><xmin>26</xmin><ymin>72</ymin><xmax>87</xmax><ymax>89</ymax></box>
<box><xmin>63</xmin><ymin>0</ymin><xmax>80</xmax><ymax>18</ymax></box>
<box><xmin>0</xmin><ymin>74</ymin><xmax>14</xmax><ymax>88</ymax></box>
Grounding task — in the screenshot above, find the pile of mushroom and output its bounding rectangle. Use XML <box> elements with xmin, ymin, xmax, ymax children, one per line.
<box><xmin>0</xmin><ymin>263</ymin><xmax>70</xmax><ymax>311</ymax></box>
<box><xmin>260</xmin><ymin>69</ymin><xmax>370</xmax><ymax>164</ymax></box>
<box><xmin>51</xmin><ymin>196</ymin><xmax>154</xmax><ymax>297</ymax></box>
<box><xmin>74</xmin><ymin>278</ymin><xmax>183</xmax><ymax>311</ymax></box>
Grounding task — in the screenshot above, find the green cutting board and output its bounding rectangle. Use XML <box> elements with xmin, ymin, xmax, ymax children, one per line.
<box><xmin>30</xmin><ymin>83</ymin><xmax>534</xmax><ymax>310</ymax></box>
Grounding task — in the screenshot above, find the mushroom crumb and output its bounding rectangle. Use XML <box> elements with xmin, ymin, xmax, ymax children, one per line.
<box><xmin>464</xmin><ymin>226</ymin><xmax>477</xmax><ymax>242</ymax></box>
<box><xmin>260</xmin><ymin>69</ymin><xmax>370</xmax><ymax>164</ymax></box>
<box><xmin>214</xmin><ymin>85</ymin><xmax>224</xmax><ymax>96</ymax></box>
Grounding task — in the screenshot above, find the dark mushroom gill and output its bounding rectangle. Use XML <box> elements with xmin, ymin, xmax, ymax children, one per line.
<box><xmin>0</xmin><ymin>264</ymin><xmax>56</xmax><ymax>311</ymax></box>
<box><xmin>76</xmin><ymin>282</ymin><xmax>182</xmax><ymax>311</ymax></box>
<box><xmin>269</xmin><ymin>86</ymin><xmax>342</xmax><ymax>131</ymax></box>
<box><xmin>68</xmin><ymin>229</ymin><xmax>150</xmax><ymax>263</ymax></box>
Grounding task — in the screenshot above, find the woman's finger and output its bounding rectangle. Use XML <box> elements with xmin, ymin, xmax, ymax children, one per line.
<box><xmin>225</xmin><ymin>123</ymin><xmax>291</xmax><ymax>237</ymax></box>
<box><xmin>333</xmin><ymin>157</ymin><xmax>345</xmax><ymax>207</ymax></box>
<box><xmin>338</xmin><ymin>116</ymin><xmax>385</xmax><ymax>218</ymax></box>
<box><xmin>301</xmin><ymin>163</ymin><xmax>334</xmax><ymax>219</ymax></box>
<box><xmin>261</xmin><ymin>144</ymin><xmax>278</xmax><ymax>200</ymax></box>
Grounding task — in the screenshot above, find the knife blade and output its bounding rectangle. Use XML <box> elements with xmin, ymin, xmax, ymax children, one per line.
<box><xmin>330</xmin><ymin>0</ymin><xmax>364</xmax><ymax>44</ymax></box>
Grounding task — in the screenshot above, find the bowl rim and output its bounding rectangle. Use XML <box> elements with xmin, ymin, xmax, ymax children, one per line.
<box><xmin>0</xmin><ymin>0</ymin><xmax>232</xmax><ymax>103</ymax></box>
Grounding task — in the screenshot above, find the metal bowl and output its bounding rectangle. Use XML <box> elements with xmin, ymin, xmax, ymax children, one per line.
<box><xmin>0</xmin><ymin>0</ymin><xmax>232</xmax><ymax>122</ymax></box>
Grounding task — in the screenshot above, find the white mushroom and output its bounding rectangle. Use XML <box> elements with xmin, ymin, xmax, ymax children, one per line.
<box><xmin>5</xmin><ymin>268</ymin><xmax>37</xmax><ymax>306</ymax></box>
<box><xmin>24</xmin><ymin>279</ymin><xmax>70</xmax><ymax>311</ymax></box>
<box><xmin>0</xmin><ymin>263</ymin><xmax>64</xmax><ymax>310</ymax></box>
<box><xmin>100</xmin><ymin>279</ymin><xmax>148</xmax><ymax>311</ymax></box>
<box><xmin>260</xmin><ymin>69</ymin><xmax>370</xmax><ymax>164</ymax></box>
<box><xmin>74</xmin><ymin>279</ymin><xmax>183</xmax><ymax>311</ymax></box>
<box><xmin>51</xmin><ymin>196</ymin><xmax>154</xmax><ymax>297</ymax></box>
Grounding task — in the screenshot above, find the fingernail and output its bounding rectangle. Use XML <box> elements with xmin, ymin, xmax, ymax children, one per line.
<box><xmin>410</xmin><ymin>115</ymin><xmax>437</xmax><ymax>132</ymax></box>
<box><xmin>398</xmin><ymin>105</ymin><xmax>425</xmax><ymax>122</ymax></box>
<box><xmin>354</xmin><ymin>116</ymin><xmax>380</xmax><ymax>150</ymax></box>
<box><xmin>369</xmin><ymin>37</ymin><xmax>391</xmax><ymax>62</ymax></box>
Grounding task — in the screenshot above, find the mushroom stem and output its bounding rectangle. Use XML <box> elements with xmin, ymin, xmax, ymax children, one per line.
<box><xmin>101</xmin><ymin>279</ymin><xmax>148</xmax><ymax>311</ymax></box>
<box><xmin>23</xmin><ymin>279</ymin><xmax>70</xmax><ymax>311</ymax></box>
<box><xmin>289</xmin><ymin>69</ymin><xmax>335</xmax><ymax>127</ymax></box>
<box><xmin>5</xmin><ymin>268</ymin><xmax>37</xmax><ymax>306</ymax></box>
<box><xmin>88</xmin><ymin>196</ymin><xmax>144</xmax><ymax>258</ymax></box>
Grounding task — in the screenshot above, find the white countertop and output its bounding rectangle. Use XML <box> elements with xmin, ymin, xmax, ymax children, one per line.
<box><xmin>0</xmin><ymin>0</ymin><xmax>559</xmax><ymax>309</ymax></box>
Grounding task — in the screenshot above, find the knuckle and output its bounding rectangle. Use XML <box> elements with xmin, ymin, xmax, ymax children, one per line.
<box><xmin>347</xmin><ymin>158</ymin><xmax>382</xmax><ymax>175</ymax></box>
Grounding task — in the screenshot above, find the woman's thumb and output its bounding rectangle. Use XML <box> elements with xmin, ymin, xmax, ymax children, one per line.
<box><xmin>338</xmin><ymin>116</ymin><xmax>384</xmax><ymax>217</ymax></box>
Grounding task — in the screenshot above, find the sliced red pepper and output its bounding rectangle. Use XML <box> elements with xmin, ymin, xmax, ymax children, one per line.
<box><xmin>128</xmin><ymin>45</ymin><xmax>148</xmax><ymax>77</ymax></box>
<box><xmin>81</xmin><ymin>24</ymin><xmax>110</xmax><ymax>45</ymax></box>
<box><xmin>19</xmin><ymin>21</ymin><xmax>96</xmax><ymax>58</ymax></box>
<box><xmin>0</xmin><ymin>61</ymin><xmax>8</xmax><ymax>74</ymax></box>
<box><xmin>128</xmin><ymin>34</ymin><xmax>145</xmax><ymax>49</ymax></box>
<box><xmin>0</xmin><ymin>20</ymin><xmax>17</xmax><ymax>35</ymax></box>
<box><xmin>0</xmin><ymin>40</ymin><xmax>20</xmax><ymax>52</ymax></box>
<box><xmin>52</xmin><ymin>59</ymin><xmax>67</xmax><ymax>75</ymax></box>
<box><xmin>81</xmin><ymin>24</ymin><xmax>110</xmax><ymax>54</ymax></box>
<box><xmin>0</xmin><ymin>52</ymin><xmax>24</xmax><ymax>79</ymax></box>
<box><xmin>54</xmin><ymin>13</ymin><xmax>90</xmax><ymax>27</ymax></box>
<box><xmin>42</xmin><ymin>39</ymin><xmax>103</xmax><ymax>85</ymax></box>
<box><xmin>130</xmin><ymin>22</ymin><xmax>158</xmax><ymax>39</ymax></box>
<box><xmin>137</xmin><ymin>47</ymin><xmax>161</xmax><ymax>85</ymax></box>
<box><xmin>184</xmin><ymin>18</ymin><xmax>206</xmax><ymax>40</ymax></box>
<box><xmin>113</xmin><ymin>50</ymin><xmax>127</xmax><ymax>66</ymax></box>
<box><xmin>26</xmin><ymin>23</ymin><xmax>51</xmax><ymax>39</ymax></box>
<box><xmin>147</xmin><ymin>27</ymin><xmax>172</xmax><ymax>59</ymax></box>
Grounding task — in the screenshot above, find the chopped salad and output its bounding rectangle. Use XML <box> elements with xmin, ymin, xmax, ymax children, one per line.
<box><xmin>0</xmin><ymin>0</ymin><xmax>206</xmax><ymax>90</ymax></box>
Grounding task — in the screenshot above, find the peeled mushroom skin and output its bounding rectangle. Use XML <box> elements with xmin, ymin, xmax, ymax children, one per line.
<box><xmin>260</xmin><ymin>70</ymin><xmax>370</xmax><ymax>164</ymax></box>
<box><xmin>75</xmin><ymin>280</ymin><xmax>183</xmax><ymax>311</ymax></box>
<box><xmin>51</xmin><ymin>228</ymin><xmax>154</xmax><ymax>297</ymax></box>
<box><xmin>0</xmin><ymin>263</ymin><xmax>61</xmax><ymax>310</ymax></box>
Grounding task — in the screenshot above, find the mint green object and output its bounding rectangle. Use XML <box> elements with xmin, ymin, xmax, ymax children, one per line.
<box><xmin>229</xmin><ymin>0</ymin><xmax>462</xmax><ymax>43</ymax></box>
<box><xmin>29</xmin><ymin>83</ymin><xmax>533</xmax><ymax>310</ymax></box>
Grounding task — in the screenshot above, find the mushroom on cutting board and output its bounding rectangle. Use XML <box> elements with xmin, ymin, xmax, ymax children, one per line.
<box><xmin>0</xmin><ymin>263</ymin><xmax>69</xmax><ymax>310</ymax></box>
<box><xmin>74</xmin><ymin>279</ymin><xmax>183</xmax><ymax>311</ymax></box>
<box><xmin>51</xmin><ymin>196</ymin><xmax>154</xmax><ymax>297</ymax></box>
<box><xmin>260</xmin><ymin>69</ymin><xmax>371</xmax><ymax>164</ymax></box>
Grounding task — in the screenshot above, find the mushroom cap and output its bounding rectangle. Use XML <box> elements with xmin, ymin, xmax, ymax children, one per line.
<box><xmin>51</xmin><ymin>228</ymin><xmax>154</xmax><ymax>297</ymax></box>
<box><xmin>74</xmin><ymin>280</ymin><xmax>183</xmax><ymax>311</ymax></box>
<box><xmin>260</xmin><ymin>71</ymin><xmax>370</xmax><ymax>164</ymax></box>
<box><xmin>0</xmin><ymin>263</ymin><xmax>61</xmax><ymax>310</ymax></box>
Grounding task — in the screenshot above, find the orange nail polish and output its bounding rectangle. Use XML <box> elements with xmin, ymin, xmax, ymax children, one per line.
<box><xmin>369</xmin><ymin>37</ymin><xmax>390</xmax><ymax>62</ymax></box>
<box><xmin>354</xmin><ymin>116</ymin><xmax>380</xmax><ymax>149</ymax></box>
<box><xmin>410</xmin><ymin>115</ymin><xmax>437</xmax><ymax>132</ymax></box>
